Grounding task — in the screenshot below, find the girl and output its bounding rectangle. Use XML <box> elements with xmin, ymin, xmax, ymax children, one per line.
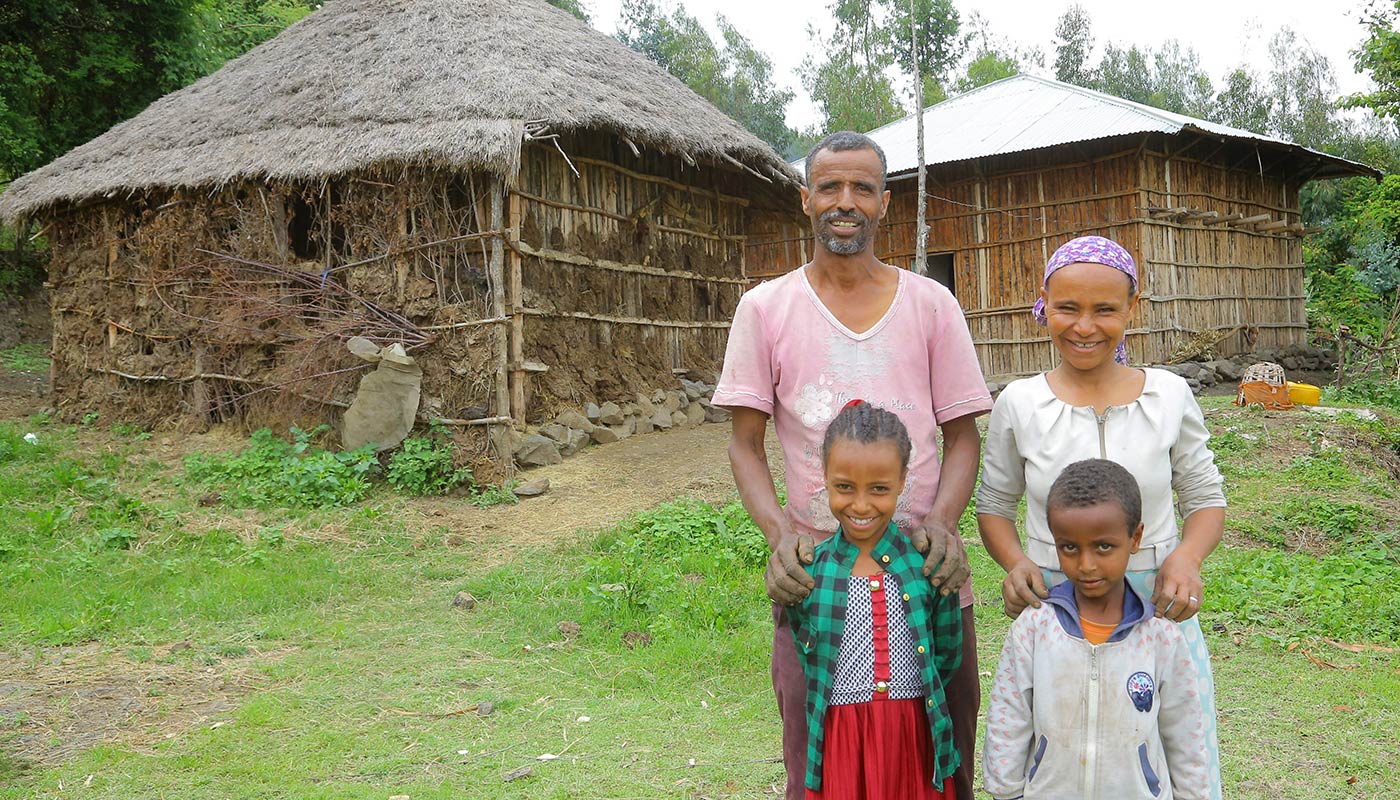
<box><xmin>787</xmin><ymin>400</ymin><xmax>962</xmax><ymax>800</ymax></box>
<box><xmin>976</xmin><ymin>235</ymin><xmax>1227</xmax><ymax>798</ymax></box>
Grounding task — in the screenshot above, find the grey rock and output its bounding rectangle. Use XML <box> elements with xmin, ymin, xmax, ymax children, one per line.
<box><xmin>671</xmin><ymin>410</ymin><xmax>688</xmax><ymax>428</ymax></box>
<box><xmin>1185</xmin><ymin>377</ymin><xmax>1202</xmax><ymax>394</ymax></box>
<box><xmin>703</xmin><ymin>402</ymin><xmax>730</xmax><ymax>424</ymax></box>
<box><xmin>1208</xmin><ymin>360</ymin><xmax>1243</xmax><ymax>381</ymax></box>
<box><xmin>584</xmin><ymin>402</ymin><xmax>601</xmax><ymax>421</ymax></box>
<box><xmin>652</xmin><ymin>411</ymin><xmax>673</xmax><ymax>430</ymax></box>
<box><xmin>590</xmin><ymin>426</ymin><xmax>619</xmax><ymax>445</ymax></box>
<box><xmin>513</xmin><ymin>478</ymin><xmax>550</xmax><ymax>497</ymax></box>
<box><xmin>1198</xmin><ymin>370</ymin><xmax>1217</xmax><ymax>387</ymax></box>
<box><xmin>515</xmin><ymin>434</ymin><xmax>563</xmax><ymax>467</ymax></box>
<box><xmin>562</xmin><ymin>429</ymin><xmax>590</xmax><ymax>456</ymax></box>
<box><xmin>609</xmin><ymin>423</ymin><xmax>633</xmax><ymax>441</ymax></box>
<box><xmin>685</xmin><ymin>404</ymin><xmax>706</xmax><ymax>427</ymax></box>
<box><xmin>621</xmin><ymin>402</ymin><xmax>640</xmax><ymax>418</ymax></box>
<box><xmin>540</xmin><ymin>423</ymin><xmax>571</xmax><ymax>444</ymax></box>
<box><xmin>663</xmin><ymin>391</ymin><xmax>683</xmax><ymax>412</ymax></box>
<box><xmin>679</xmin><ymin>378</ymin><xmax>707</xmax><ymax>401</ymax></box>
<box><xmin>555</xmin><ymin>410</ymin><xmax>594</xmax><ymax>432</ymax></box>
<box><xmin>634</xmin><ymin>393</ymin><xmax>657</xmax><ymax>416</ymax></box>
<box><xmin>598</xmin><ymin>401</ymin><xmax>625</xmax><ymax>426</ymax></box>
<box><xmin>1175</xmin><ymin>362</ymin><xmax>1201</xmax><ymax>379</ymax></box>
<box><xmin>476</xmin><ymin>701</ymin><xmax>495</xmax><ymax>717</ymax></box>
<box><xmin>635</xmin><ymin>414</ymin><xmax>655</xmax><ymax>435</ymax></box>
<box><xmin>652</xmin><ymin>389</ymin><xmax>667</xmax><ymax>404</ymax></box>
<box><xmin>451</xmin><ymin>592</ymin><xmax>477</xmax><ymax>610</ymax></box>
<box><xmin>1281</xmin><ymin>356</ymin><xmax>1300</xmax><ymax>371</ymax></box>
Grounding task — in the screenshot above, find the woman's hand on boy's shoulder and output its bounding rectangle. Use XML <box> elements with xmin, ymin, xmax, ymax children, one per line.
<box><xmin>765</xmin><ymin>532</ymin><xmax>816</xmax><ymax>606</ymax></box>
<box><xmin>908</xmin><ymin>521</ymin><xmax>969</xmax><ymax>597</ymax></box>
<box><xmin>1001</xmin><ymin>559</ymin><xmax>1050</xmax><ymax>618</ymax></box>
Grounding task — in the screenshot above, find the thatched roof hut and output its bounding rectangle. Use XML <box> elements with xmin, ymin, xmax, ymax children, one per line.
<box><xmin>2</xmin><ymin>0</ymin><xmax>800</xmax><ymax>471</ymax></box>
<box><xmin>0</xmin><ymin>0</ymin><xmax>794</xmax><ymax>219</ymax></box>
<box><xmin>751</xmin><ymin>75</ymin><xmax>1378</xmax><ymax>377</ymax></box>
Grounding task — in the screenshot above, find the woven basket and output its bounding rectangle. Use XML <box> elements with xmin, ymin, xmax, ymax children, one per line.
<box><xmin>1241</xmin><ymin>362</ymin><xmax>1286</xmax><ymax>386</ymax></box>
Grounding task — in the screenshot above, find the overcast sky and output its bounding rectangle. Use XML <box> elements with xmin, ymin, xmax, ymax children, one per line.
<box><xmin>582</xmin><ymin>0</ymin><xmax>1377</xmax><ymax>130</ymax></box>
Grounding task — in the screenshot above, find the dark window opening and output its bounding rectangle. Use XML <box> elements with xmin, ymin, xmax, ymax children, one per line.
<box><xmin>927</xmin><ymin>252</ymin><xmax>956</xmax><ymax>296</ymax></box>
<box><xmin>288</xmin><ymin>194</ymin><xmax>322</xmax><ymax>261</ymax></box>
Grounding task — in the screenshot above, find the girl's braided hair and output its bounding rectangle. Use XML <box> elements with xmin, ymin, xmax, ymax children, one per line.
<box><xmin>821</xmin><ymin>400</ymin><xmax>913</xmax><ymax>470</ymax></box>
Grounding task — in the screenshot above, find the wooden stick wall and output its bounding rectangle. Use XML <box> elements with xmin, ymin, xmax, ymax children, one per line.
<box><xmin>743</xmin><ymin>135</ymin><xmax>1312</xmax><ymax>378</ymax></box>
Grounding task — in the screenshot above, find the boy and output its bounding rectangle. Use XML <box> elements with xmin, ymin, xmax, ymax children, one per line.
<box><xmin>983</xmin><ymin>459</ymin><xmax>1209</xmax><ymax>800</ymax></box>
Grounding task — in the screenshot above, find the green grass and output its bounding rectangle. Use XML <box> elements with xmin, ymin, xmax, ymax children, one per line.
<box><xmin>0</xmin><ymin>410</ymin><xmax>1397</xmax><ymax>798</ymax></box>
<box><xmin>0</xmin><ymin>342</ymin><xmax>48</xmax><ymax>373</ymax></box>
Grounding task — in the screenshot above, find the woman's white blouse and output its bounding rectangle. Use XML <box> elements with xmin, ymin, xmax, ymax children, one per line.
<box><xmin>976</xmin><ymin>368</ymin><xmax>1227</xmax><ymax>572</ymax></box>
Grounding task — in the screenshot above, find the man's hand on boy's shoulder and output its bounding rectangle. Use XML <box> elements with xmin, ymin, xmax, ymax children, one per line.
<box><xmin>765</xmin><ymin>532</ymin><xmax>816</xmax><ymax>605</ymax></box>
<box><xmin>908</xmin><ymin>521</ymin><xmax>969</xmax><ymax>597</ymax></box>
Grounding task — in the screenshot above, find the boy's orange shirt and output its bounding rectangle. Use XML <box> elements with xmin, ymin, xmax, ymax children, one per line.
<box><xmin>1079</xmin><ymin>617</ymin><xmax>1116</xmax><ymax>645</ymax></box>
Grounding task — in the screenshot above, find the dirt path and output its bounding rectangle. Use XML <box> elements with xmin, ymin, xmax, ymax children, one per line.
<box><xmin>410</xmin><ymin>422</ymin><xmax>785</xmax><ymax>557</ymax></box>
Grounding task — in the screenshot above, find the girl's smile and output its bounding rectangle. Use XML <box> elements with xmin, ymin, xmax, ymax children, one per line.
<box><xmin>824</xmin><ymin>438</ymin><xmax>907</xmax><ymax>554</ymax></box>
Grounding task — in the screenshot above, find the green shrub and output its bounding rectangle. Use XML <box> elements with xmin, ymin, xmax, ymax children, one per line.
<box><xmin>1207</xmin><ymin>545</ymin><xmax>1400</xmax><ymax>644</ymax></box>
<box><xmin>1324</xmin><ymin>376</ymin><xmax>1400</xmax><ymax>411</ymax></box>
<box><xmin>185</xmin><ymin>427</ymin><xmax>378</xmax><ymax>508</ymax></box>
<box><xmin>386</xmin><ymin>433</ymin><xmax>471</xmax><ymax>496</ymax></box>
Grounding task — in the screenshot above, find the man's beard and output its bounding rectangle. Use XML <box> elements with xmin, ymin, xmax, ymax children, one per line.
<box><xmin>815</xmin><ymin>210</ymin><xmax>872</xmax><ymax>255</ymax></box>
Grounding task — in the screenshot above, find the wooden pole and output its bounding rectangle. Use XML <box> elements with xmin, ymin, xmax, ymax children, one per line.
<box><xmin>488</xmin><ymin>176</ymin><xmax>513</xmax><ymax>474</ymax></box>
<box><xmin>911</xmin><ymin>0</ymin><xmax>928</xmax><ymax>276</ymax></box>
<box><xmin>507</xmin><ymin>189</ymin><xmax>526</xmax><ymax>426</ymax></box>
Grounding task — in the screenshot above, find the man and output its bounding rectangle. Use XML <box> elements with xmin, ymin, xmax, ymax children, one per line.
<box><xmin>712</xmin><ymin>131</ymin><xmax>991</xmax><ymax>800</ymax></box>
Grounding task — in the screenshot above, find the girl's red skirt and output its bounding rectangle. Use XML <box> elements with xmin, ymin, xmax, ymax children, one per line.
<box><xmin>804</xmin><ymin>697</ymin><xmax>954</xmax><ymax>800</ymax></box>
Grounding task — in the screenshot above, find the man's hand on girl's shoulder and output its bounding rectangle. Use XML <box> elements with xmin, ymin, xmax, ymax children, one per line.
<box><xmin>910</xmin><ymin>521</ymin><xmax>970</xmax><ymax>596</ymax></box>
<box><xmin>766</xmin><ymin>532</ymin><xmax>816</xmax><ymax>606</ymax></box>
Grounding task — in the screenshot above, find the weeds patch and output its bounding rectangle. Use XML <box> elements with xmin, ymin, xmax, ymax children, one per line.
<box><xmin>185</xmin><ymin>426</ymin><xmax>378</xmax><ymax>508</ymax></box>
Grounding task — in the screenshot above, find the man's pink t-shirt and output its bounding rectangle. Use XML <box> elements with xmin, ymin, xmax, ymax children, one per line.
<box><xmin>713</xmin><ymin>266</ymin><xmax>992</xmax><ymax>606</ymax></box>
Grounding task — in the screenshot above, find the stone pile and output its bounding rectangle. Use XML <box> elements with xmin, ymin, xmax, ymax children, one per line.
<box><xmin>511</xmin><ymin>375</ymin><xmax>731</xmax><ymax>467</ymax></box>
<box><xmin>984</xmin><ymin>343</ymin><xmax>1337</xmax><ymax>397</ymax></box>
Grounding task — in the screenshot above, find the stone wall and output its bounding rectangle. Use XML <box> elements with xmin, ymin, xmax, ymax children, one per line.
<box><xmin>509</xmin><ymin>374</ymin><xmax>730</xmax><ymax>468</ymax></box>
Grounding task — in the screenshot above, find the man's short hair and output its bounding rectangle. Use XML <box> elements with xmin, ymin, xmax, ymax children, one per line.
<box><xmin>1046</xmin><ymin>458</ymin><xmax>1143</xmax><ymax>533</ymax></box>
<box><xmin>804</xmin><ymin>131</ymin><xmax>888</xmax><ymax>188</ymax></box>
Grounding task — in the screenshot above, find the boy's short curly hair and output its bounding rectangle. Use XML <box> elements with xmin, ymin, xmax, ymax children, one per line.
<box><xmin>1046</xmin><ymin>458</ymin><xmax>1142</xmax><ymax>532</ymax></box>
<box><xmin>821</xmin><ymin>400</ymin><xmax>912</xmax><ymax>470</ymax></box>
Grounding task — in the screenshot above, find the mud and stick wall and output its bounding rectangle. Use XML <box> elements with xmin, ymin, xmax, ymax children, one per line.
<box><xmin>39</xmin><ymin>135</ymin><xmax>794</xmax><ymax>469</ymax></box>
<box><xmin>42</xmin><ymin>170</ymin><xmax>501</xmax><ymax>466</ymax></box>
<box><xmin>505</xmin><ymin>135</ymin><xmax>763</xmax><ymax>423</ymax></box>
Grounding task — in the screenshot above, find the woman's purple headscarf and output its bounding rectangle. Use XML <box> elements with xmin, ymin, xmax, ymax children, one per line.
<box><xmin>1032</xmin><ymin>235</ymin><xmax>1138</xmax><ymax>365</ymax></box>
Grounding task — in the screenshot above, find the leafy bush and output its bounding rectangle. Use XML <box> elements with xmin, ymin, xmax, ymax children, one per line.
<box><xmin>386</xmin><ymin>433</ymin><xmax>471</xmax><ymax>496</ymax></box>
<box><xmin>1324</xmin><ymin>376</ymin><xmax>1400</xmax><ymax>412</ymax></box>
<box><xmin>185</xmin><ymin>427</ymin><xmax>378</xmax><ymax>508</ymax></box>
<box><xmin>571</xmin><ymin>498</ymin><xmax>771</xmax><ymax>635</ymax></box>
<box><xmin>1207</xmin><ymin>545</ymin><xmax>1400</xmax><ymax>644</ymax></box>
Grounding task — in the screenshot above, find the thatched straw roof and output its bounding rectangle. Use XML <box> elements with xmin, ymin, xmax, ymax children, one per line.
<box><xmin>0</xmin><ymin>0</ymin><xmax>799</xmax><ymax>222</ymax></box>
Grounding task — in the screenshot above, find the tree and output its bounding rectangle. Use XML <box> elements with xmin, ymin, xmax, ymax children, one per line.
<box><xmin>802</xmin><ymin>0</ymin><xmax>963</xmax><ymax>134</ymax></box>
<box><xmin>1151</xmin><ymin>41</ymin><xmax>1214</xmax><ymax>118</ymax></box>
<box><xmin>1266</xmin><ymin>27</ymin><xmax>1340</xmax><ymax>151</ymax></box>
<box><xmin>1052</xmin><ymin>4</ymin><xmax>1093</xmax><ymax>88</ymax></box>
<box><xmin>1345</xmin><ymin>0</ymin><xmax>1400</xmax><ymax>121</ymax></box>
<box><xmin>617</xmin><ymin>0</ymin><xmax>795</xmax><ymax>154</ymax></box>
<box><xmin>1094</xmin><ymin>44</ymin><xmax>1154</xmax><ymax>104</ymax></box>
<box><xmin>546</xmin><ymin>0</ymin><xmax>590</xmax><ymax>22</ymax></box>
<box><xmin>0</xmin><ymin>0</ymin><xmax>202</xmax><ymax>181</ymax></box>
<box><xmin>1214</xmin><ymin>68</ymin><xmax>1272</xmax><ymax>134</ymax></box>
<box><xmin>950</xmin><ymin>15</ymin><xmax>1033</xmax><ymax>95</ymax></box>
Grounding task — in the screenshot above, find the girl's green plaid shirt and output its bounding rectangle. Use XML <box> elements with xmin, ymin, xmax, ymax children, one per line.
<box><xmin>785</xmin><ymin>524</ymin><xmax>963</xmax><ymax>792</ymax></box>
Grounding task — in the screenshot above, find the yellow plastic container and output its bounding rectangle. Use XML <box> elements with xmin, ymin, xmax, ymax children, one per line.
<box><xmin>1287</xmin><ymin>381</ymin><xmax>1321</xmax><ymax>406</ymax></box>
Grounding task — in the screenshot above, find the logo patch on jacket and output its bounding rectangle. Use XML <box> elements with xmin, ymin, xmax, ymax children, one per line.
<box><xmin>1126</xmin><ymin>671</ymin><xmax>1155</xmax><ymax>712</ymax></box>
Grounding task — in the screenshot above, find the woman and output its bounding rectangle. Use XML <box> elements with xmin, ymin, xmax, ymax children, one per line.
<box><xmin>976</xmin><ymin>235</ymin><xmax>1226</xmax><ymax>799</ymax></box>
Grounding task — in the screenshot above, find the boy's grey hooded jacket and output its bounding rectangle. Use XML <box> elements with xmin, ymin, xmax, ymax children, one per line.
<box><xmin>983</xmin><ymin>580</ymin><xmax>1209</xmax><ymax>800</ymax></box>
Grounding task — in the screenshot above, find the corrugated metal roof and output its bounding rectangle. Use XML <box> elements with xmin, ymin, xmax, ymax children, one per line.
<box><xmin>793</xmin><ymin>74</ymin><xmax>1375</xmax><ymax>180</ymax></box>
